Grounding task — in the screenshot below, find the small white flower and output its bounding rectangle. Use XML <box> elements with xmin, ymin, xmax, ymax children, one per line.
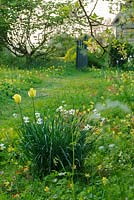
<box><xmin>13</xmin><ymin>113</ymin><xmax>18</xmax><ymax>118</ymax></box>
<box><xmin>23</xmin><ymin>116</ymin><xmax>29</xmax><ymax>123</ymax></box>
<box><xmin>35</xmin><ymin>112</ymin><xmax>41</xmax><ymax>118</ymax></box>
<box><xmin>83</xmin><ymin>124</ymin><xmax>93</xmax><ymax>131</ymax></box>
<box><xmin>101</xmin><ymin>117</ymin><xmax>105</xmax><ymax>122</ymax></box>
<box><xmin>93</xmin><ymin>109</ymin><xmax>97</xmax><ymax>113</ymax></box>
<box><xmin>109</xmin><ymin>144</ymin><xmax>115</xmax><ymax>148</ymax></box>
<box><xmin>56</xmin><ymin>106</ymin><xmax>63</xmax><ymax>112</ymax></box>
<box><xmin>58</xmin><ymin>172</ymin><xmax>66</xmax><ymax>176</ymax></box>
<box><xmin>37</xmin><ymin>118</ymin><xmax>43</xmax><ymax>125</ymax></box>
<box><xmin>98</xmin><ymin>146</ymin><xmax>105</xmax><ymax>151</ymax></box>
<box><xmin>68</xmin><ymin>109</ymin><xmax>75</xmax><ymax>115</ymax></box>
<box><xmin>0</xmin><ymin>143</ymin><xmax>6</xmax><ymax>150</ymax></box>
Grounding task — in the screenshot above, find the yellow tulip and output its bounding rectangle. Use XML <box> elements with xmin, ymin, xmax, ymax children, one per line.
<box><xmin>28</xmin><ymin>88</ymin><xmax>36</xmax><ymax>97</ymax></box>
<box><xmin>13</xmin><ymin>94</ymin><xmax>21</xmax><ymax>104</ymax></box>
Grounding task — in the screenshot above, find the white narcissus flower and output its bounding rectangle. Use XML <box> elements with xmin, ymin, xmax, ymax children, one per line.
<box><xmin>13</xmin><ymin>113</ymin><xmax>18</xmax><ymax>118</ymax></box>
<box><xmin>23</xmin><ymin>116</ymin><xmax>29</xmax><ymax>123</ymax></box>
<box><xmin>0</xmin><ymin>143</ymin><xmax>6</xmax><ymax>150</ymax></box>
<box><xmin>98</xmin><ymin>146</ymin><xmax>105</xmax><ymax>151</ymax></box>
<box><xmin>37</xmin><ymin>118</ymin><xmax>43</xmax><ymax>125</ymax></box>
<box><xmin>83</xmin><ymin>124</ymin><xmax>93</xmax><ymax>131</ymax></box>
<box><xmin>68</xmin><ymin>109</ymin><xmax>75</xmax><ymax>115</ymax></box>
<box><xmin>56</xmin><ymin>106</ymin><xmax>63</xmax><ymax>112</ymax></box>
<box><xmin>109</xmin><ymin>144</ymin><xmax>115</xmax><ymax>148</ymax></box>
<box><xmin>35</xmin><ymin>112</ymin><xmax>41</xmax><ymax>118</ymax></box>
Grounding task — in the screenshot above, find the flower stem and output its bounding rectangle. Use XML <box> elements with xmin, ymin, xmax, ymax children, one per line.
<box><xmin>18</xmin><ymin>104</ymin><xmax>23</xmax><ymax>123</ymax></box>
<box><xmin>32</xmin><ymin>97</ymin><xmax>36</xmax><ymax>122</ymax></box>
<box><xmin>72</xmin><ymin>131</ymin><xmax>75</xmax><ymax>200</ymax></box>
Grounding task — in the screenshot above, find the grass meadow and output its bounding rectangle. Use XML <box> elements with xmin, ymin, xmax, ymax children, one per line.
<box><xmin>0</xmin><ymin>63</ymin><xmax>134</xmax><ymax>200</ymax></box>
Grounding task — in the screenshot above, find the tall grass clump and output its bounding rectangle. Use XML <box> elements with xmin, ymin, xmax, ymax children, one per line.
<box><xmin>13</xmin><ymin>88</ymin><xmax>103</xmax><ymax>179</ymax></box>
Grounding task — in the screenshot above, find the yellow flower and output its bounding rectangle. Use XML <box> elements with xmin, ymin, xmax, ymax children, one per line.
<box><xmin>13</xmin><ymin>94</ymin><xmax>21</xmax><ymax>104</ymax></box>
<box><xmin>28</xmin><ymin>88</ymin><xmax>36</xmax><ymax>97</ymax></box>
<box><xmin>102</xmin><ymin>177</ymin><xmax>108</xmax><ymax>185</ymax></box>
<box><xmin>44</xmin><ymin>186</ymin><xmax>49</xmax><ymax>192</ymax></box>
<box><xmin>4</xmin><ymin>181</ymin><xmax>10</xmax><ymax>187</ymax></box>
<box><xmin>8</xmin><ymin>146</ymin><xmax>14</xmax><ymax>153</ymax></box>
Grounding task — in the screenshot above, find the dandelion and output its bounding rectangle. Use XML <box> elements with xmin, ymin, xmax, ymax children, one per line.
<box><xmin>12</xmin><ymin>94</ymin><xmax>21</xmax><ymax>104</ymax></box>
<box><xmin>102</xmin><ymin>177</ymin><xmax>108</xmax><ymax>185</ymax></box>
<box><xmin>44</xmin><ymin>186</ymin><xmax>49</xmax><ymax>192</ymax></box>
<box><xmin>8</xmin><ymin>146</ymin><xmax>14</xmax><ymax>153</ymax></box>
<box><xmin>4</xmin><ymin>181</ymin><xmax>10</xmax><ymax>187</ymax></box>
<box><xmin>97</xmin><ymin>165</ymin><xmax>103</xmax><ymax>170</ymax></box>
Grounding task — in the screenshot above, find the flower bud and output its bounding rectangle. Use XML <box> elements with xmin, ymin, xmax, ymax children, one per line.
<box><xmin>28</xmin><ymin>88</ymin><xmax>36</xmax><ymax>97</ymax></box>
<box><xmin>13</xmin><ymin>94</ymin><xmax>21</xmax><ymax>104</ymax></box>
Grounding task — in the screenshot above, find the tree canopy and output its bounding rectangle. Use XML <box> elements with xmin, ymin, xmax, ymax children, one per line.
<box><xmin>0</xmin><ymin>0</ymin><xmax>133</xmax><ymax>60</ymax></box>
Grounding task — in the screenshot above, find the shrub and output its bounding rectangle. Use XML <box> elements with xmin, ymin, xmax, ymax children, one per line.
<box><xmin>64</xmin><ymin>47</ymin><xmax>76</xmax><ymax>63</ymax></box>
<box><xmin>88</xmin><ymin>52</ymin><xmax>108</xmax><ymax>68</ymax></box>
<box><xmin>108</xmin><ymin>38</ymin><xmax>134</xmax><ymax>68</ymax></box>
